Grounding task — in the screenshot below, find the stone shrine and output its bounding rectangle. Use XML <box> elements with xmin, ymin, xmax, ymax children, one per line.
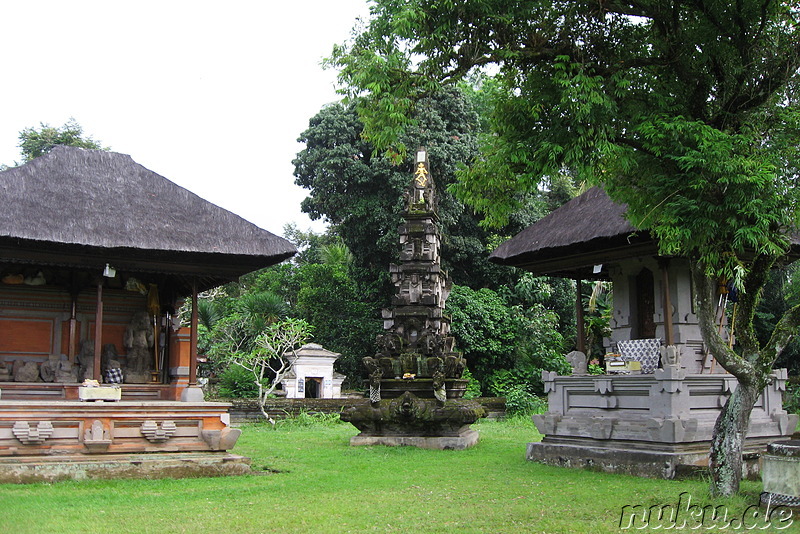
<box><xmin>280</xmin><ymin>343</ymin><xmax>345</xmax><ymax>399</ymax></box>
<box><xmin>341</xmin><ymin>148</ymin><xmax>485</xmax><ymax>449</ymax></box>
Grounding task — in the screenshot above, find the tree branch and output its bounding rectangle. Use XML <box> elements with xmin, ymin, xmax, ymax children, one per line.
<box><xmin>733</xmin><ymin>254</ymin><xmax>775</xmax><ymax>356</ymax></box>
<box><xmin>762</xmin><ymin>301</ymin><xmax>800</xmax><ymax>366</ymax></box>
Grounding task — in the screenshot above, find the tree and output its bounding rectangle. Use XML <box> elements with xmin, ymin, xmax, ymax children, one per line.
<box><xmin>17</xmin><ymin>118</ymin><xmax>106</xmax><ymax>163</ymax></box>
<box><xmin>331</xmin><ymin>1</ymin><xmax>800</xmax><ymax>496</ymax></box>
<box><xmin>293</xmin><ymin>87</ymin><xmax>532</xmax><ymax>294</ymax></box>
<box><xmin>294</xmin><ymin>260</ymin><xmax>382</xmax><ymax>383</ymax></box>
<box><xmin>219</xmin><ymin>318</ymin><xmax>313</xmax><ymax>425</ymax></box>
<box><xmin>446</xmin><ymin>284</ymin><xmax>569</xmax><ymax>395</ymax></box>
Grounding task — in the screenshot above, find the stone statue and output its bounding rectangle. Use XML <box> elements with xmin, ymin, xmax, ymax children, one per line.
<box><xmin>55</xmin><ymin>357</ymin><xmax>80</xmax><ymax>383</ymax></box>
<box><xmin>123</xmin><ymin>310</ymin><xmax>154</xmax><ymax>383</ymax></box>
<box><xmin>76</xmin><ymin>340</ymin><xmax>94</xmax><ymax>381</ymax></box>
<box><xmin>14</xmin><ymin>361</ymin><xmax>40</xmax><ymax>382</ymax></box>
<box><xmin>566</xmin><ymin>351</ymin><xmax>588</xmax><ymax>375</ymax></box>
<box><xmin>41</xmin><ymin>354</ymin><xmax>79</xmax><ymax>383</ymax></box>
<box><xmin>363</xmin><ymin>356</ymin><xmax>383</xmax><ymax>405</ymax></box>
<box><xmin>0</xmin><ymin>357</ymin><xmax>11</xmax><ymax>381</ymax></box>
<box><xmin>660</xmin><ymin>345</ymin><xmax>682</xmax><ymax>368</ymax></box>
<box><xmin>41</xmin><ymin>354</ymin><xmax>80</xmax><ymax>383</ymax></box>
<box><xmin>101</xmin><ymin>344</ymin><xmax>119</xmax><ymax>374</ymax></box>
<box><xmin>40</xmin><ymin>355</ymin><xmax>60</xmax><ymax>382</ymax></box>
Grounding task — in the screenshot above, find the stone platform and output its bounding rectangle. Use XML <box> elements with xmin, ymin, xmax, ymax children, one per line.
<box><xmin>527</xmin><ymin>436</ymin><xmax>765</xmax><ymax>479</ymax></box>
<box><xmin>0</xmin><ymin>400</ymin><xmax>248</xmax><ymax>482</ymax></box>
<box><xmin>529</xmin><ymin>369</ymin><xmax>796</xmax><ymax>479</ymax></box>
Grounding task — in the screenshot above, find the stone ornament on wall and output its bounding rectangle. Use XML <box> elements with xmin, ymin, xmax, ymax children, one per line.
<box><xmin>12</xmin><ymin>420</ymin><xmax>54</xmax><ymax>444</ymax></box>
<box><xmin>140</xmin><ymin>420</ymin><xmax>177</xmax><ymax>443</ymax></box>
<box><xmin>83</xmin><ymin>419</ymin><xmax>112</xmax><ymax>453</ymax></box>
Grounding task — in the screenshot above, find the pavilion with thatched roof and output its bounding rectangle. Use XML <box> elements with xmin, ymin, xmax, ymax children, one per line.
<box><xmin>490</xmin><ymin>187</ymin><xmax>796</xmax><ymax>478</ymax></box>
<box><xmin>0</xmin><ymin>146</ymin><xmax>295</xmax><ymax>481</ymax></box>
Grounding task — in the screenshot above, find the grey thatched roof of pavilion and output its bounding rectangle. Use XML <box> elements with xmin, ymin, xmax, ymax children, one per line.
<box><xmin>490</xmin><ymin>186</ymin><xmax>800</xmax><ymax>279</ymax></box>
<box><xmin>489</xmin><ymin>187</ymin><xmax>656</xmax><ymax>278</ymax></box>
<box><xmin>0</xmin><ymin>146</ymin><xmax>295</xmax><ymax>291</ymax></box>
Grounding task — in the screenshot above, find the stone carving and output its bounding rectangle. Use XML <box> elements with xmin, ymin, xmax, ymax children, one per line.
<box><xmin>660</xmin><ymin>345</ymin><xmax>682</xmax><ymax>368</ymax></box>
<box><xmin>363</xmin><ymin>356</ymin><xmax>383</xmax><ymax>404</ymax></box>
<box><xmin>39</xmin><ymin>357</ymin><xmax>57</xmax><ymax>383</ymax></box>
<box><xmin>341</xmin><ymin>391</ymin><xmax>485</xmax><ymax>437</ymax></box>
<box><xmin>14</xmin><ymin>361</ymin><xmax>40</xmax><ymax>382</ymax></box>
<box><xmin>76</xmin><ymin>340</ymin><xmax>94</xmax><ymax>381</ymax></box>
<box><xmin>565</xmin><ymin>351</ymin><xmax>587</xmax><ymax>375</ymax></box>
<box><xmin>12</xmin><ymin>420</ymin><xmax>54</xmax><ymax>444</ymax></box>
<box><xmin>0</xmin><ymin>357</ymin><xmax>10</xmax><ymax>382</ymax></box>
<box><xmin>83</xmin><ymin>419</ymin><xmax>112</xmax><ymax>453</ymax></box>
<box><xmin>124</xmin><ymin>311</ymin><xmax>154</xmax><ymax>384</ymax></box>
<box><xmin>101</xmin><ymin>344</ymin><xmax>119</xmax><ymax>372</ymax></box>
<box><xmin>140</xmin><ymin>420</ymin><xmax>177</xmax><ymax>443</ymax></box>
<box><xmin>201</xmin><ymin>427</ymin><xmax>242</xmax><ymax>451</ymax></box>
<box><xmin>41</xmin><ymin>354</ymin><xmax>80</xmax><ymax>383</ymax></box>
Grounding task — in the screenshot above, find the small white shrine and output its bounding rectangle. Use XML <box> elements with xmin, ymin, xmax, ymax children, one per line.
<box><xmin>281</xmin><ymin>343</ymin><xmax>345</xmax><ymax>399</ymax></box>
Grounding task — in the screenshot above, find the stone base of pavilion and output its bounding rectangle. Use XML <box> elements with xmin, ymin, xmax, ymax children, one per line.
<box><xmin>527</xmin><ymin>436</ymin><xmax>771</xmax><ymax>479</ymax></box>
<box><xmin>529</xmin><ymin>368</ymin><xmax>797</xmax><ymax>479</ymax></box>
<box><xmin>0</xmin><ymin>400</ymin><xmax>250</xmax><ymax>483</ymax></box>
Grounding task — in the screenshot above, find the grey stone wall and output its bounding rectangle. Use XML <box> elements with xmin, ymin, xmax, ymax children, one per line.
<box><xmin>225</xmin><ymin>397</ymin><xmax>506</xmax><ymax>423</ymax></box>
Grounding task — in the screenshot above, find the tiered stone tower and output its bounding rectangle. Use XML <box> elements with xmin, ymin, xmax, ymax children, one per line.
<box><xmin>341</xmin><ymin>148</ymin><xmax>485</xmax><ymax>449</ymax></box>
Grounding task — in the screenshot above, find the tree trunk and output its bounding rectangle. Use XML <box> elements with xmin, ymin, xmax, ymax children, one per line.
<box><xmin>257</xmin><ymin>382</ymin><xmax>277</xmax><ymax>427</ymax></box>
<box><xmin>709</xmin><ymin>379</ymin><xmax>760</xmax><ymax>497</ymax></box>
<box><xmin>691</xmin><ymin>264</ymin><xmax>763</xmax><ymax>497</ymax></box>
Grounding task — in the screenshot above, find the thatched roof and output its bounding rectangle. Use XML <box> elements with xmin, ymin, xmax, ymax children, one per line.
<box><xmin>0</xmin><ymin>146</ymin><xmax>296</xmax><ymax>292</ymax></box>
<box><xmin>489</xmin><ymin>187</ymin><xmax>657</xmax><ymax>278</ymax></box>
<box><xmin>491</xmin><ymin>186</ymin><xmax>800</xmax><ymax>279</ymax></box>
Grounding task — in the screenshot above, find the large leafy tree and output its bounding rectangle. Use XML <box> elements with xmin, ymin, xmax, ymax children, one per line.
<box><xmin>331</xmin><ymin>1</ymin><xmax>800</xmax><ymax>496</ymax></box>
<box><xmin>293</xmin><ymin>87</ymin><xmax>537</xmax><ymax>294</ymax></box>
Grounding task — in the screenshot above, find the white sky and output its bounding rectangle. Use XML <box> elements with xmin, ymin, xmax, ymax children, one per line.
<box><xmin>0</xmin><ymin>0</ymin><xmax>372</xmax><ymax>236</ymax></box>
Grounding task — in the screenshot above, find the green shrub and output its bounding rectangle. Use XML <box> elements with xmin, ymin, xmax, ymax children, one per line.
<box><xmin>274</xmin><ymin>410</ymin><xmax>343</xmax><ymax>429</ymax></box>
<box><xmin>217</xmin><ymin>364</ymin><xmax>260</xmax><ymax>399</ymax></box>
<box><xmin>784</xmin><ymin>381</ymin><xmax>800</xmax><ymax>414</ymax></box>
<box><xmin>461</xmin><ymin>367</ymin><xmax>482</xmax><ymax>399</ymax></box>
<box><xmin>504</xmin><ymin>386</ymin><xmax>547</xmax><ymax>416</ymax></box>
<box><xmin>485</xmin><ymin>368</ymin><xmax>537</xmax><ymax>397</ymax></box>
<box><xmin>588</xmin><ymin>363</ymin><xmax>605</xmax><ymax>375</ymax></box>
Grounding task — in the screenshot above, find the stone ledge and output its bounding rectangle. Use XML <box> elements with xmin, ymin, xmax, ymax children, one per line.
<box><xmin>526</xmin><ymin>440</ymin><xmax>765</xmax><ymax>480</ymax></box>
<box><xmin>350</xmin><ymin>429</ymin><xmax>479</xmax><ymax>450</ymax></box>
<box><xmin>225</xmin><ymin>396</ymin><xmax>506</xmax><ymax>422</ymax></box>
<box><xmin>0</xmin><ymin>452</ymin><xmax>252</xmax><ymax>483</ymax></box>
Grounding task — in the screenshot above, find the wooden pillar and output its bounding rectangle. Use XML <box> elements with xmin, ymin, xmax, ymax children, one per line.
<box><xmin>68</xmin><ymin>296</ymin><xmax>77</xmax><ymax>361</ymax></box>
<box><xmin>660</xmin><ymin>259</ymin><xmax>675</xmax><ymax>346</ymax></box>
<box><xmin>93</xmin><ymin>280</ymin><xmax>103</xmax><ymax>382</ymax></box>
<box><xmin>575</xmin><ymin>277</ymin><xmax>586</xmax><ymax>353</ymax></box>
<box><xmin>189</xmin><ymin>281</ymin><xmax>198</xmax><ymax>386</ymax></box>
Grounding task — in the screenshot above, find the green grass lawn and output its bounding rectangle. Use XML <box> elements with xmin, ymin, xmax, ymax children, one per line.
<box><xmin>0</xmin><ymin>417</ymin><xmax>787</xmax><ymax>533</ymax></box>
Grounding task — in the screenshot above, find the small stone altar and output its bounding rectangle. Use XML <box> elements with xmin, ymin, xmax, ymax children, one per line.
<box><xmin>341</xmin><ymin>148</ymin><xmax>485</xmax><ymax>449</ymax></box>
